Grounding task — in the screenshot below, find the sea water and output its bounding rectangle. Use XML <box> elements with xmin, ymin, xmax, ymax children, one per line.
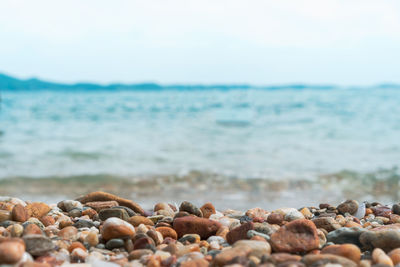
<box><xmin>0</xmin><ymin>87</ymin><xmax>399</xmax><ymax>181</ymax></box>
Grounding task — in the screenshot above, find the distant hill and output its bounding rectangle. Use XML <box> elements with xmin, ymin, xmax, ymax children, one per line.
<box><xmin>0</xmin><ymin>72</ymin><xmax>384</xmax><ymax>91</ymax></box>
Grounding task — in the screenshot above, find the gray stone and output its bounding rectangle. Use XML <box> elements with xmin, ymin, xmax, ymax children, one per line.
<box><xmin>23</xmin><ymin>234</ymin><xmax>55</xmax><ymax>256</ymax></box>
<box><xmin>179</xmin><ymin>201</ymin><xmax>202</xmax><ymax>217</ymax></box>
<box><xmin>99</xmin><ymin>208</ymin><xmax>129</xmax><ymax>221</ymax></box>
<box><xmin>327</xmin><ymin>227</ymin><xmax>367</xmax><ymax>246</ymax></box>
<box><xmin>105</xmin><ymin>238</ymin><xmax>125</xmax><ymax>250</ymax></box>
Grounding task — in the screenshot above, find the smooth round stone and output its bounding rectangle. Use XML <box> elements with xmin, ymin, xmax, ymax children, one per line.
<box><xmin>321</xmin><ymin>244</ymin><xmax>361</xmax><ymax>263</ymax></box>
<box><xmin>85</xmin><ymin>231</ymin><xmax>99</xmax><ymax>247</ymax></box>
<box><xmin>25</xmin><ymin>202</ymin><xmax>51</xmax><ymax>218</ymax></box>
<box><xmin>0</xmin><ymin>210</ymin><xmax>11</xmax><ymax>222</ymax></box>
<box><xmin>99</xmin><ymin>208</ymin><xmax>129</xmax><ymax>221</ymax></box>
<box><xmin>372</xmin><ymin>248</ymin><xmax>394</xmax><ymax>266</ymax></box>
<box><xmin>234</xmin><ymin>240</ymin><xmax>271</xmax><ymax>258</ymax></box>
<box><xmin>128</xmin><ymin>215</ymin><xmax>154</xmax><ymax>227</ymax></box>
<box><xmin>392</xmin><ymin>204</ymin><xmax>400</xmax><ymax>215</ymax></box>
<box><xmin>11</xmin><ymin>204</ymin><xmax>29</xmax><ymax>222</ymax></box>
<box><xmin>105</xmin><ymin>238</ymin><xmax>125</xmax><ymax>249</ymax></box>
<box><xmin>200</xmin><ymin>202</ymin><xmax>216</xmax><ymax>219</ymax></box>
<box><xmin>112</xmin><ymin>206</ymin><xmax>137</xmax><ymax>217</ymax></box>
<box><xmin>360</xmin><ymin>225</ymin><xmax>400</xmax><ymax>252</ymax></box>
<box><xmin>0</xmin><ymin>241</ymin><xmax>25</xmax><ymax>264</ymax></box>
<box><xmin>327</xmin><ymin>227</ymin><xmax>367</xmax><ymax>246</ymax></box>
<box><xmin>101</xmin><ymin>217</ymin><xmax>135</xmax><ymax>241</ymax></box>
<box><xmin>23</xmin><ymin>218</ymin><xmax>45</xmax><ymax>230</ymax></box>
<box><xmin>312</xmin><ymin>217</ymin><xmax>341</xmax><ymax>232</ymax></box>
<box><xmin>10</xmin><ymin>224</ymin><xmax>24</xmax><ymax>237</ymax></box>
<box><xmin>58</xmin><ymin>226</ymin><xmax>78</xmax><ymax>240</ymax></box>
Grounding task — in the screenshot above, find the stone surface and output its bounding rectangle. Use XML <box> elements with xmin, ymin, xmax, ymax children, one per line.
<box><xmin>270</xmin><ymin>219</ymin><xmax>319</xmax><ymax>253</ymax></box>
<box><xmin>212</xmin><ymin>246</ymin><xmax>252</xmax><ymax>266</ymax></box>
<box><xmin>233</xmin><ymin>240</ymin><xmax>271</xmax><ymax>258</ymax></box>
<box><xmin>372</xmin><ymin>248</ymin><xmax>394</xmax><ymax>266</ymax></box>
<box><xmin>84</xmin><ymin>201</ymin><xmax>119</xmax><ymax>212</ymax></box>
<box><xmin>156</xmin><ymin>226</ymin><xmax>178</xmax><ymax>240</ymax></box>
<box><xmin>101</xmin><ymin>217</ymin><xmax>135</xmax><ymax>241</ymax></box>
<box><xmin>173</xmin><ymin>216</ymin><xmax>221</xmax><ymax>239</ymax></box>
<box><xmin>58</xmin><ymin>226</ymin><xmax>78</xmax><ymax>240</ymax></box>
<box><xmin>327</xmin><ymin>227</ymin><xmax>367</xmax><ymax>246</ymax></box>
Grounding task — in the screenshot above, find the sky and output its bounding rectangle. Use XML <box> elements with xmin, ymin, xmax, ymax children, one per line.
<box><xmin>1</xmin><ymin>0</ymin><xmax>400</xmax><ymax>86</ymax></box>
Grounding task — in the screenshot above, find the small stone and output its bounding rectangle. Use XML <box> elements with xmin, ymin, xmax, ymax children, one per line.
<box><xmin>101</xmin><ymin>217</ymin><xmax>135</xmax><ymax>241</ymax></box>
<box><xmin>156</xmin><ymin>226</ymin><xmax>178</xmax><ymax>239</ymax></box>
<box><xmin>23</xmin><ymin>234</ymin><xmax>55</xmax><ymax>256</ymax></box>
<box><xmin>68</xmin><ymin>209</ymin><xmax>82</xmax><ymax>218</ymax></box>
<box><xmin>99</xmin><ymin>208</ymin><xmax>129</xmax><ymax>221</ymax></box>
<box><xmin>179</xmin><ymin>234</ymin><xmax>201</xmax><ymax>244</ymax></box>
<box><xmin>105</xmin><ymin>238</ymin><xmax>125</xmax><ymax>249</ymax></box>
<box><xmin>179</xmin><ymin>201</ymin><xmax>203</xmax><ymax>217</ymax></box>
<box><xmin>337</xmin><ymin>200</ymin><xmax>359</xmax><ymax>215</ymax></box>
<box><xmin>147</xmin><ymin>229</ymin><xmax>164</xmax><ymax>245</ymax></box>
<box><xmin>180</xmin><ymin>258</ymin><xmax>209</xmax><ymax>267</ymax></box>
<box><xmin>62</xmin><ymin>200</ymin><xmax>83</xmax><ymax>212</ymax></box>
<box><xmin>68</xmin><ymin>241</ymin><xmax>87</xmax><ymax>253</ymax></box>
<box><xmin>133</xmin><ymin>236</ymin><xmax>155</xmax><ymax>250</ymax></box>
<box><xmin>11</xmin><ymin>204</ymin><xmax>29</xmax><ymax>222</ymax></box>
<box><xmin>200</xmin><ymin>202</ymin><xmax>216</xmax><ymax>219</ymax></box>
<box><xmin>173</xmin><ymin>216</ymin><xmax>221</xmax><ymax>239</ymax></box>
<box><xmin>0</xmin><ymin>241</ymin><xmax>25</xmax><ymax>264</ymax></box>
<box><xmin>312</xmin><ymin>217</ymin><xmax>341</xmax><ymax>232</ymax></box>
<box><xmin>372</xmin><ymin>206</ymin><xmax>392</xmax><ymax>218</ymax></box>
<box><xmin>85</xmin><ymin>231</ymin><xmax>99</xmax><ymax>247</ymax></box>
<box><xmin>10</xmin><ymin>224</ymin><xmax>24</xmax><ymax>237</ymax></box>
<box><xmin>71</xmin><ymin>248</ymin><xmax>88</xmax><ymax>263</ymax></box>
<box><xmin>321</xmin><ymin>244</ymin><xmax>361</xmax><ymax>263</ymax></box>
<box><xmin>263</xmin><ymin>253</ymin><xmax>302</xmax><ymax>264</ymax></box>
<box><xmin>245</xmin><ymin>208</ymin><xmax>268</xmax><ymax>220</ymax></box>
<box><xmin>128</xmin><ymin>215</ymin><xmax>154</xmax><ymax>226</ymax></box>
<box><xmin>25</xmin><ymin>202</ymin><xmax>51</xmax><ymax>218</ymax></box>
<box><xmin>267</xmin><ymin>213</ymin><xmax>284</xmax><ymax>225</ymax></box>
<box><xmin>226</xmin><ymin>222</ymin><xmax>254</xmax><ymax>244</ymax></box>
<box><xmin>58</xmin><ymin>226</ymin><xmax>78</xmax><ymax>240</ymax></box>
<box><xmin>270</xmin><ymin>219</ymin><xmax>319</xmax><ymax>253</ymax></box>
<box><xmin>300</xmin><ymin>207</ymin><xmax>313</xmax><ymax>219</ymax></box>
<box><xmin>372</xmin><ymin>248</ymin><xmax>393</xmax><ymax>266</ymax></box>
<box><xmin>76</xmin><ymin>191</ymin><xmax>144</xmax><ymax>215</ymax></box>
<box><xmin>23</xmin><ymin>223</ymin><xmax>43</xmax><ymax>235</ymax></box>
<box><xmin>82</xmin><ymin>208</ymin><xmax>97</xmax><ymax>219</ymax></box>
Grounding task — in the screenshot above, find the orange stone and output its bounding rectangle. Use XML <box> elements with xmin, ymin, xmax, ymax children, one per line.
<box><xmin>156</xmin><ymin>227</ymin><xmax>178</xmax><ymax>240</ymax></box>
<box><xmin>321</xmin><ymin>244</ymin><xmax>361</xmax><ymax>263</ymax></box>
<box><xmin>25</xmin><ymin>203</ymin><xmax>51</xmax><ymax>218</ymax></box>
<box><xmin>11</xmin><ymin>204</ymin><xmax>29</xmax><ymax>222</ymax></box>
<box><xmin>200</xmin><ymin>202</ymin><xmax>216</xmax><ymax>219</ymax></box>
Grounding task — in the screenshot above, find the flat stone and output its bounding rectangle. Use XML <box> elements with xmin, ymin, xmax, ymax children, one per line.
<box><xmin>105</xmin><ymin>238</ymin><xmax>125</xmax><ymax>249</ymax></box>
<box><xmin>23</xmin><ymin>234</ymin><xmax>55</xmax><ymax>256</ymax></box>
<box><xmin>84</xmin><ymin>201</ymin><xmax>119</xmax><ymax>212</ymax></box>
<box><xmin>321</xmin><ymin>244</ymin><xmax>361</xmax><ymax>263</ymax></box>
<box><xmin>270</xmin><ymin>219</ymin><xmax>319</xmax><ymax>253</ymax></box>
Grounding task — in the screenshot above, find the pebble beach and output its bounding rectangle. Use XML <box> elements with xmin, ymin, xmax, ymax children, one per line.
<box><xmin>1</xmin><ymin>191</ymin><xmax>400</xmax><ymax>266</ymax></box>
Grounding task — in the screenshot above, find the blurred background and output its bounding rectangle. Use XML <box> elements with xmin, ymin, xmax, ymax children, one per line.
<box><xmin>1</xmin><ymin>0</ymin><xmax>400</xmax><ymax>210</ymax></box>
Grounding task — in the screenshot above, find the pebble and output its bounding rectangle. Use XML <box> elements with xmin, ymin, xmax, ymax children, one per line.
<box><xmin>0</xmin><ymin>210</ymin><xmax>11</xmax><ymax>222</ymax></box>
<box><xmin>58</xmin><ymin>226</ymin><xmax>78</xmax><ymax>240</ymax></box>
<box><xmin>372</xmin><ymin>248</ymin><xmax>394</xmax><ymax>266</ymax></box>
<box><xmin>11</xmin><ymin>204</ymin><xmax>29</xmax><ymax>222</ymax></box>
<box><xmin>312</xmin><ymin>216</ymin><xmax>341</xmax><ymax>232</ymax></box>
<box><xmin>233</xmin><ymin>240</ymin><xmax>271</xmax><ymax>258</ymax></box>
<box><xmin>0</xmin><ymin>241</ymin><xmax>25</xmax><ymax>264</ymax></box>
<box><xmin>337</xmin><ymin>200</ymin><xmax>359</xmax><ymax>215</ymax></box>
<box><xmin>128</xmin><ymin>215</ymin><xmax>154</xmax><ymax>226</ymax></box>
<box><xmin>200</xmin><ymin>202</ymin><xmax>216</xmax><ymax>219</ymax></box>
<box><xmin>101</xmin><ymin>217</ymin><xmax>135</xmax><ymax>240</ymax></box>
<box><xmin>105</xmin><ymin>238</ymin><xmax>125</xmax><ymax>249</ymax></box>
<box><xmin>156</xmin><ymin>226</ymin><xmax>178</xmax><ymax>239</ymax></box>
<box><xmin>270</xmin><ymin>219</ymin><xmax>319</xmax><ymax>253</ymax></box>
<box><xmin>173</xmin><ymin>216</ymin><xmax>222</xmax><ymax>239</ymax></box>
<box><xmin>179</xmin><ymin>201</ymin><xmax>203</xmax><ymax>217</ymax></box>
<box><xmin>327</xmin><ymin>226</ymin><xmax>367</xmax><ymax>246</ymax></box>
<box><xmin>359</xmin><ymin>224</ymin><xmax>400</xmax><ymax>252</ymax></box>
<box><xmin>321</xmin><ymin>244</ymin><xmax>361</xmax><ymax>263</ymax></box>
<box><xmin>226</xmin><ymin>221</ymin><xmax>254</xmax><ymax>244</ymax></box>
<box><xmin>23</xmin><ymin>234</ymin><xmax>55</xmax><ymax>256</ymax></box>
<box><xmin>25</xmin><ymin>202</ymin><xmax>51</xmax><ymax>218</ymax></box>
<box><xmin>99</xmin><ymin>208</ymin><xmax>129</xmax><ymax>221</ymax></box>
<box><xmin>302</xmin><ymin>254</ymin><xmax>357</xmax><ymax>267</ymax></box>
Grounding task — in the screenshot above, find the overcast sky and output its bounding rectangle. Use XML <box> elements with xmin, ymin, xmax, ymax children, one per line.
<box><xmin>1</xmin><ymin>0</ymin><xmax>400</xmax><ymax>85</ymax></box>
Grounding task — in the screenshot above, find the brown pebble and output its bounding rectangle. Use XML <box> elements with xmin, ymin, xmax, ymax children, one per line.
<box><xmin>40</xmin><ymin>216</ymin><xmax>55</xmax><ymax>227</ymax></box>
<box><xmin>11</xmin><ymin>204</ymin><xmax>29</xmax><ymax>222</ymax></box>
<box><xmin>226</xmin><ymin>222</ymin><xmax>254</xmax><ymax>244</ymax></box>
<box><xmin>267</xmin><ymin>213</ymin><xmax>284</xmax><ymax>225</ymax></box>
<box><xmin>388</xmin><ymin>248</ymin><xmax>400</xmax><ymax>265</ymax></box>
<box><xmin>23</xmin><ymin>224</ymin><xmax>42</xmax><ymax>236</ymax></box>
<box><xmin>173</xmin><ymin>216</ymin><xmax>222</xmax><ymax>239</ymax></box>
<box><xmin>128</xmin><ymin>215</ymin><xmax>155</xmax><ymax>227</ymax></box>
<box><xmin>156</xmin><ymin>226</ymin><xmax>178</xmax><ymax>240</ymax></box>
<box><xmin>0</xmin><ymin>241</ymin><xmax>25</xmax><ymax>264</ymax></box>
<box><xmin>372</xmin><ymin>248</ymin><xmax>393</xmax><ymax>266</ymax></box>
<box><xmin>200</xmin><ymin>202</ymin><xmax>216</xmax><ymax>219</ymax></box>
<box><xmin>321</xmin><ymin>244</ymin><xmax>361</xmax><ymax>263</ymax></box>
<box><xmin>58</xmin><ymin>226</ymin><xmax>78</xmax><ymax>241</ymax></box>
<box><xmin>68</xmin><ymin>241</ymin><xmax>86</xmax><ymax>253</ymax></box>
